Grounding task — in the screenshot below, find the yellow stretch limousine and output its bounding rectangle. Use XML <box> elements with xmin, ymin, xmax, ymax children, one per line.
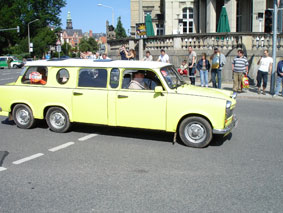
<box><xmin>0</xmin><ymin>59</ymin><xmax>237</xmax><ymax>148</ymax></box>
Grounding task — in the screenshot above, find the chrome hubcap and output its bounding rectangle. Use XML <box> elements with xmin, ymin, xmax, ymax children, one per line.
<box><xmin>185</xmin><ymin>123</ymin><xmax>206</xmax><ymax>143</ymax></box>
<box><xmin>16</xmin><ymin>109</ymin><xmax>30</xmax><ymax>125</ymax></box>
<box><xmin>50</xmin><ymin>112</ymin><xmax>65</xmax><ymax>129</ymax></box>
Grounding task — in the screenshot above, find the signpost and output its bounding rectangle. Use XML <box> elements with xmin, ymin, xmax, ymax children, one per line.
<box><xmin>56</xmin><ymin>40</ymin><xmax>61</xmax><ymax>58</ymax></box>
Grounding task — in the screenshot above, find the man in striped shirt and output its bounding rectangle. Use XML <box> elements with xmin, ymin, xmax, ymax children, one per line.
<box><xmin>232</xmin><ymin>49</ymin><xmax>249</xmax><ymax>93</ymax></box>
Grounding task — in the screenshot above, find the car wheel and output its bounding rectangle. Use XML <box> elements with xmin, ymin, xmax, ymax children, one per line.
<box><xmin>13</xmin><ymin>104</ymin><xmax>35</xmax><ymax>129</ymax></box>
<box><xmin>13</xmin><ymin>64</ymin><xmax>17</xmax><ymax>68</ymax></box>
<box><xmin>179</xmin><ymin>116</ymin><xmax>212</xmax><ymax>148</ymax></box>
<box><xmin>46</xmin><ymin>107</ymin><xmax>70</xmax><ymax>133</ymax></box>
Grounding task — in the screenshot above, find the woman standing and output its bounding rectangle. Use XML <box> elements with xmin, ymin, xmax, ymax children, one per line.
<box><xmin>125</xmin><ymin>49</ymin><xmax>136</xmax><ymax>60</ymax></box>
<box><xmin>196</xmin><ymin>53</ymin><xmax>210</xmax><ymax>87</ymax></box>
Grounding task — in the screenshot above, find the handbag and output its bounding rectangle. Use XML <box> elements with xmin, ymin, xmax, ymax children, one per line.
<box><xmin>242</xmin><ymin>75</ymin><xmax>249</xmax><ymax>89</ymax></box>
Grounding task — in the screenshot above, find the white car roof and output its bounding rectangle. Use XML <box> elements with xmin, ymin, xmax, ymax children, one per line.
<box><xmin>25</xmin><ymin>59</ymin><xmax>171</xmax><ymax>69</ymax></box>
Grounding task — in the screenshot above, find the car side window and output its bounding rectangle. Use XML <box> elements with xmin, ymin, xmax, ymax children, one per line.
<box><xmin>122</xmin><ymin>70</ymin><xmax>163</xmax><ymax>90</ymax></box>
<box><xmin>78</xmin><ymin>68</ymin><xmax>107</xmax><ymax>88</ymax></box>
<box><xmin>56</xmin><ymin>68</ymin><xmax>70</xmax><ymax>85</ymax></box>
<box><xmin>21</xmin><ymin>66</ymin><xmax>48</xmax><ymax>85</ymax></box>
<box><xmin>110</xmin><ymin>68</ymin><xmax>120</xmax><ymax>88</ymax></box>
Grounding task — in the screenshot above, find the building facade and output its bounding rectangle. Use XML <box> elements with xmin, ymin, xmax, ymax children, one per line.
<box><xmin>131</xmin><ymin>0</ymin><xmax>283</xmax><ymax>36</ymax></box>
<box><xmin>62</xmin><ymin>12</ymin><xmax>83</xmax><ymax>48</ymax></box>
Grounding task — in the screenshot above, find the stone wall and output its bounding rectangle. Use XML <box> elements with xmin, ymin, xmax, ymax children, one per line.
<box><xmin>107</xmin><ymin>33</ymin><xmax>283</xmax><ymax>82</ymax></box>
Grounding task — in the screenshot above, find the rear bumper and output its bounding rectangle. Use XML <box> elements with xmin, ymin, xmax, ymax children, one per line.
<box><xmin>213</xmin><ymin>115</ymin><xmax>238</xmax><ymax>134</ymax></box>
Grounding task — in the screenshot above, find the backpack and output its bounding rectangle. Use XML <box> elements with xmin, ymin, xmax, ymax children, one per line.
<box><xmin>211</xmin><ymin>55</ymin><xmax>220</xmax><ymax>69</ymax></box>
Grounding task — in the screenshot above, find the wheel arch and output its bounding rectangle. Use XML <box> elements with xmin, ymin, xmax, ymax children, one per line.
<box><xmin>43</xmin><ymin>105</ymin><xmax>71</xmax><ymax>121</ymax></box>
<box><xmin>176</xmin><ymin>113</ymin><xmax>213</xmax><ymax>133</ymax></box>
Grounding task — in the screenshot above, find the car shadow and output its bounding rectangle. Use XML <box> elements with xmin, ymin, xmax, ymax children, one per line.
<box><xmin>209</xmin><ymin>133</ymin><xmax>233</xmax><ymax>146</ymax></box>
<box><xmin>0</xmin><ymin>151</ymin><xmax>9</xmax><ymax>166</ymax></box>
<box><xmin>1</xmin><ymin>118</ymin><xmax>232</xmax><ymax>148</ymax></box>
<box><xmin>1</xmin><ymin>118</ymin><xmax>15</xmax><ymax>125</ymax></box>
<box><xmin>71</xmin><ymin>123</ymin><xmax>175</xmax><ymax>145</ymax></box>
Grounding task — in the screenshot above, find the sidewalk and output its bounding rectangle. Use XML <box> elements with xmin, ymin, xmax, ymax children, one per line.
<box><xmin>183</xmin><ymin>77</ymin><xmax>282</xmax><ymax>101</ymax></box>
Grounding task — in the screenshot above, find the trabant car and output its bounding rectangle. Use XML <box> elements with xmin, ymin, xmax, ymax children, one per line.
<box><xmin>0</xmin><ymin>59</ymin><xmax>237</xmax><ymax>148</ymax></box>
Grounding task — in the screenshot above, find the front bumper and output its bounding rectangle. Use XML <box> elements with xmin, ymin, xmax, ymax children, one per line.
<box><xmin>213</xmin><ymin>115</ymin><xmax>238</xmax><ymax>135</ymax></box>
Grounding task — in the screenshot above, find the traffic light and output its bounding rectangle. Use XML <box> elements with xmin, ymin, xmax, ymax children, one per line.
<box><xmin>264</xmin><ymin>9</ymin><xmax>273</xmax><ymax>33</ymax></box>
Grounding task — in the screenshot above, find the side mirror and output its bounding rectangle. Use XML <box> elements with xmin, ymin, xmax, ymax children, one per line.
<box><xmin>154</xmin><ymin>86</ymin><xmax>163</xmax><ymax>93</ymax></box>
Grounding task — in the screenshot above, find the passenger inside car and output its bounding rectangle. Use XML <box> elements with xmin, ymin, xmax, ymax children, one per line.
<box><xmin>29</xmin><ymin>67</ymin><xmax>48</xmax><ymax>85</ymax></box>
<box><xmin>128</xmin><ymin>70</ymin><xmax>149</xmax><ymax>90</ymax></box>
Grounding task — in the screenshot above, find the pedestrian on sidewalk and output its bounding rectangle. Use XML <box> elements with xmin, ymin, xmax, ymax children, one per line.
<box><xmin>143</xmin><ymin>51</ymin><xmax>153</xmax><ymax>61</ymax></box>
<box><xmin>210</xmin><ymin>47</ymin><xmax>226</xmax><ymax>88</ymax></box>
<box><xmin>232</xmin><ymin>49</ymin><xmax>249</xmax><ymax>93</ymax></box>
<box><xmin>188</xmin><ymin>46</ymin><xmax>197</xmax><ymax>85</ymax></box>
<box><xmin>178</xmin><ymin>60</ymin><xmax>188</xmax><ymax>76</ymax></box>
<box><xmin>256</xmin><ymin>50</ymin><xmax>273</xmax><ymax>95</ymax></box>
<box><xmin>273</xmin><ymin>59</ymin><xmax>283</xmax><ymax>97</ymax></box>
<box><xmin>196</xmin><ymin>53</ymin><xmax>210</xmax><ymax>87</ymax></box>
<box><xmin>157</xmin><ymin>49</ymin><xmax>170</xmax><ymax>63</ymax></box>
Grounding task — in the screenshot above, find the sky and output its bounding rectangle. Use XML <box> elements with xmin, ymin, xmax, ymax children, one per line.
<box><xmin>59</xmin><ymin>0</ymin><xmax>131</xmax><ymax>34</ymax></box>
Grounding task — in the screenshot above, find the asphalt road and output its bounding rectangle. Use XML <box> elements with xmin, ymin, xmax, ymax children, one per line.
<box><xmin>0</xmin><ymin>68</ymin><xmax>283</xmax><ymax>212</ymax></box>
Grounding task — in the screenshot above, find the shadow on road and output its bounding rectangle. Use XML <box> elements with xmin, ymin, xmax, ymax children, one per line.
<box><xmin>1</xmin><ymin>118</ymin><xmax>14</xmax><ymax>125</ymax></box>
<box><xmin>1</xmin><ymin>118</ymin><xmax>232</xmax><ymax>148</ymax></box>
<box><xmin>0</xmin><ymin>151</ymin><xmax>9</xmax><ymax>166</ymax></box>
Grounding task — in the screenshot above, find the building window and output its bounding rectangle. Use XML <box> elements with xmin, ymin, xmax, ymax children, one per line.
<box><xmin>182</xmin><ymin>7</ymin><xmax>194</xmax><ymax>33</ymax></box>
<box><xmin>156</xmin><ymin>23</ymin><xmax>164</xmax><ymax>35</ymax></box>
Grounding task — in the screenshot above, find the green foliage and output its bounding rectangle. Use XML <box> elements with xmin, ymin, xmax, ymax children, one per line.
<box><xmin>79</xmin><ymin>37</ymin><xmax>99</xmax><ymax>53</ymax></box>
<box><xmin>62</xmin><ymin>42</ymin><xmax>72</xmax><ymax>56</ymax></box>
<box><xmin>115</xmin><ymin>17</ymin><xmax>127</xmax><ymax>39</ymax></box>
<box><xmin>0</xmin><ymin>0</ymin><xmax>66</xmax><ymax>56</ymax></box>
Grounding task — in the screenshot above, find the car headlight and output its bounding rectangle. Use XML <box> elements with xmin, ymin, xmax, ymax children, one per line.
<box><xmin>226</xmin><ymin>101</ymin><xmax>233</xmax><ymax>119</ymax></box>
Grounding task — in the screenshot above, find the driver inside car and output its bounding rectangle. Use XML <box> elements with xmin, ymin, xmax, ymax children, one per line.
<box><xmin>128</xmin><ymin>70</ymin><xmax>149</xmax><ymax>90</ymax></box>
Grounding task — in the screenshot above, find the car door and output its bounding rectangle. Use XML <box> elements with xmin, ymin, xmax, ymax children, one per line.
<box><xmin>116</xmin><ymin>70</ymin><xmax>167</xmax><ymax>130</ymax></box>
<box><xmin>72</xmin><ymin>68</ymin><xmax>108</xmax><ymax>125</ymax></box>
<box><xmin>0</xmin><ymin>57</ymin><xmax>7</xmax><ymax>68</ymax></box>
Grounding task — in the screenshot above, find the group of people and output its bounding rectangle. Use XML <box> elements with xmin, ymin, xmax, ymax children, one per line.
<box><xmin>80</xmin><ymin>51</ymin><xmax>110</xmax><ymax>60</ymax></box>
<box><xmin>117</xmin><ymin>44</ymin><xmax>283</xmax><ymax>95</ymax></box>
<box><xmin>177</xmin><ymin>46</ymin><xmax>226</xmax><ymax>88</ymax></box>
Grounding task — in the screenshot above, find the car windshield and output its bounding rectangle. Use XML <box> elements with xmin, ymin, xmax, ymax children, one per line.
<box><xmin>160</xmin><ymin>66</ymin><xmax>185</xmax><ymax>89</ymax></box>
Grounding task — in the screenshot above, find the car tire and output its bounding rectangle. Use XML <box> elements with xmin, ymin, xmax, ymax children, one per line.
<box><xmin>179</xmin><ymin>116</ymin><xmax>212</xmax><ymax>148</ymax></box>
<box><xmin>46</xmin><ymin>107</ymin><xmax>70</xmax><ymax>133</ymax></box>
<box><xmin>13</xmin><ymin>64</ymin><xmax>17</xmax><ymax>68</ymax></box>
<box><xmin>13</xmin><ymin>104</ymin><xmax>35</xmax><ymax>129</ymax></box>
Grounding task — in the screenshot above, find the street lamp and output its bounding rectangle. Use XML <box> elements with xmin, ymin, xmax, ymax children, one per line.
<box><xmin>97</xmin><ymin>3</ymin><xmax>114</xmax><ymax>26</ymax></box>
<box><xmin>28</xmin><ymin>19</ymin><xmax>39</xmax><ymax>54</ymax></box>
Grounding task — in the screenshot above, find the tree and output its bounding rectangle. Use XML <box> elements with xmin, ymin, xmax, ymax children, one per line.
<box><xmin>79</xmin><ymin>37</ymin><xmax>99</xmax><ymax>53</ymax></box>
<box><xmin>0</xmin><ymin>0</ymin><xmax>66</xmax><ymax>55</ymax></box>
<box><xmin>115</xmin><ymin>16</ymin><xmax>127</xmax><ymax>39</ymax></box>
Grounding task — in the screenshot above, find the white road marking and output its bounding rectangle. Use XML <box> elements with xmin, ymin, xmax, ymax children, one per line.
<box><xmin>0</xmin><ymin>167</ymin><xmax>7</xmax><ymax>172</ymax></box>
<box><xmin>48</xmin><ymin>142</ymin><xmax>75</xmax><ymax>152</ymax></box>
<box><xmin>12</xmin><ymin>153</ymin><xmax>44</xmax><ymax>165</ymax></box>
<box><xmin>78</xmin><ymin>134</ymin><xmax>98</xmax><ymax>141</ymax></box>
<box><xmin>0</xmin><ymin>77</ymin><xmax>14</xmax><ymax>81</ymax></box>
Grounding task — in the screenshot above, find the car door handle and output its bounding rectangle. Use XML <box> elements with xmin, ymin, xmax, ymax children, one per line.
<box><xmin>118</xmin><ymin>95</ymin><xmax>128</xmax><ymax>98</ymax></box>
<box><xmin>73</xmin><ymin>92</ymin><xmax>83</xmax><ymax>96</ymax></box>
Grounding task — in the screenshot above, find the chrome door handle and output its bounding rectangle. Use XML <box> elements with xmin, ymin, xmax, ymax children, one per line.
<box><xmin>118</xmin><ymin>95</ymin><xmax>128</xmax><ymax>98</ymax></box>
<box><xmin>73</xmin><ymin>92</ymin><xmax>83</xmax><ymax>96</ymax></box>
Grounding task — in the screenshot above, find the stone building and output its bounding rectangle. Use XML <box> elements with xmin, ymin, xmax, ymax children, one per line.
<box><xmin>62</xmin><ymin>12</ymin><xmax>83</xmax><ymax>48</ymax></box>
<box><xmin>131</xmin><ymin>0</ymin><xmax>283</xmax><ymax>36</ymax></box>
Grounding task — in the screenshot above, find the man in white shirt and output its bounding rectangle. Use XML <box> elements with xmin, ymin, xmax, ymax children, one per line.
<box><xmin>143</xmin><ymin>51</ymin><xmax>153</xmax><ymax>61</ymax></box>
<box><xmin>157</xmin><ymin>49</ymin><xmax>169</xmax><ymax>63</ymax></box>
<box><xmin>257</xmin><ymin>49</ymin><xmax>273</xmax><ymax>95</ymax></box>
